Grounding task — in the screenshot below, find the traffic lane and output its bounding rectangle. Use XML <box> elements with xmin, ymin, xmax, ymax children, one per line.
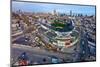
<box><xmin>11</xmin><ymin>47</ymin><xmax>52</xmax><ymax>64</ymax></box>
<box><xmin>11</xmin><ymin>44</ymin><xmax>72</xmax><ymax>59</ymax></box>
<box><xmin>11</xmin><ymin>44</ymin><xmax>68</xmax><ymax>64</ymax></box>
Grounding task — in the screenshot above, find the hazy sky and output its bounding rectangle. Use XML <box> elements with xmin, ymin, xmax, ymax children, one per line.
<box><xmin>12</xmin><ymin>1</ymin><xmax>96</xmax><ymax>16</ymax></box>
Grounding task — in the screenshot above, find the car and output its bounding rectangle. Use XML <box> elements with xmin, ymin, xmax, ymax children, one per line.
<box><xmin>50</xmin><ymin>56</ymin><xmax>61</xmax><ymax>64</ymax></box>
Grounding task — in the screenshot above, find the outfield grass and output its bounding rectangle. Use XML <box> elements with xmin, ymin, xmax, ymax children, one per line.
<box><xmin>51</xmin><ymin>19</ymin><xmax>74</xmax><ymax>32</ymax></box>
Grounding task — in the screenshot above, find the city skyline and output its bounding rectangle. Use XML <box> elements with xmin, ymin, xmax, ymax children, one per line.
<box><xmin>12</xmin><ymin>1</ymin><xmax>96</xmax><ymax>16</ymax></box>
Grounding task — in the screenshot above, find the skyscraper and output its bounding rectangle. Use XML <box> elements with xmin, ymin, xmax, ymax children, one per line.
<box><xmin>70</xmin><ymin>10</ymin><xmax>72</xmax><ymax>16</ymax></box>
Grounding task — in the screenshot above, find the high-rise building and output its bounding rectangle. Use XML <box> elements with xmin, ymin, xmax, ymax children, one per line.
<box><xmin>70</xmin><ymin>10</ymin><xmax>72</xmax><ymax>16</ymax></box>
<box><xmin>52</xmin><ymin>9</ymin><xmax>58</xmax><ymax>16</ymax></box>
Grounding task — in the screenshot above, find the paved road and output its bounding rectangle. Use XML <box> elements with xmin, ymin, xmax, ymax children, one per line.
<box><xmin>11</xmin><ymin>44</ymin><xmax>74</xmax><ymax>65</ymax></box>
